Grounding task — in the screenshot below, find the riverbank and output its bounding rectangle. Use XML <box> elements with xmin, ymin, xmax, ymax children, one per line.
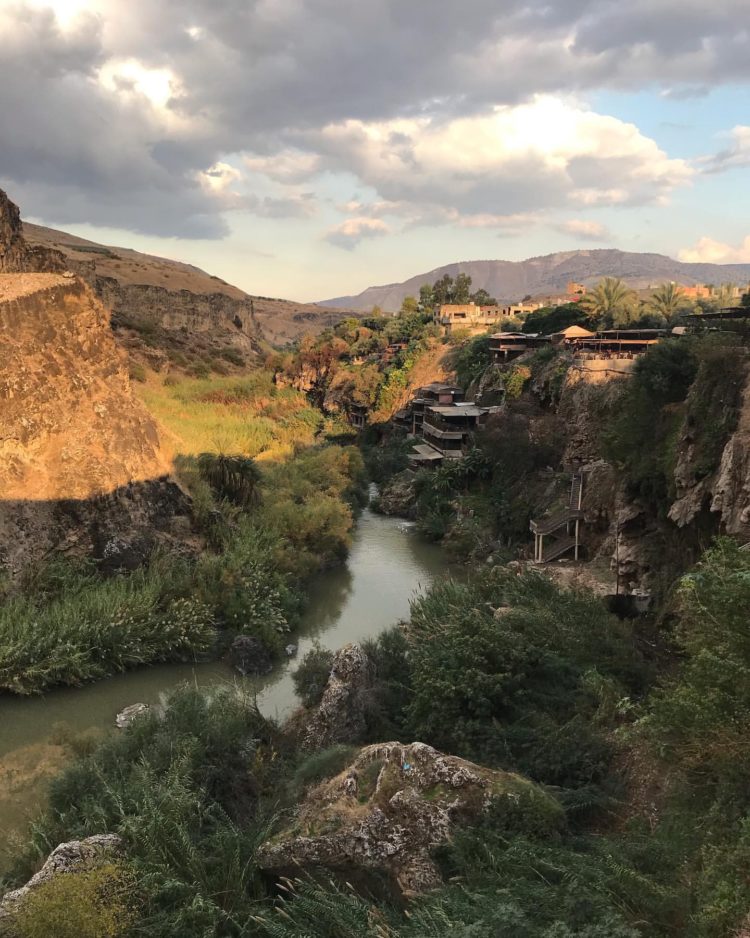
<box><xmin>0</xmin><ymin>501</ymin><xmax>450</xmax><ymax>871</ymax></box>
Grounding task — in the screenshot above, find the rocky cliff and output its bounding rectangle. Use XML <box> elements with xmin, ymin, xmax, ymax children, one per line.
<box><xmin>0</xmin><ymin>190</ymin><xmax>65</xmax><ymax>274</ymax></box>
<box><xmin>23</xmin><ymin>219</ymin><xmax>358</xmax><ymax>350</ymax></box>
<box><xmin>555</xmin><ymin>351</ymin><xmax>750</xmax><ymax>589</ymax></box>
<box><xmin>0</xmin><ymin>272</ymin><xmax>191</xmax><ymax>575</ymax></box>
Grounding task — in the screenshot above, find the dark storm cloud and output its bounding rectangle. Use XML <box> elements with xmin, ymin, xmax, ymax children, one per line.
<box><xmin>1</xmin><ymin>0</ymin><xmax>748</xmax><ymax>237</ymax></box>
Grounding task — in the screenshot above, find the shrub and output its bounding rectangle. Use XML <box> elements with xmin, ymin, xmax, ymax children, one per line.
<box><xmin>291</xmin><ymin>745</ymin><xmax>358</xmax><ymax>794</ymax></box>
<box><xmin>197</xmin><ymin>452</ymin><xmax>262</xmax><ymax>508</ymax></box>
<box><xmin>128</xmin><ymin>363</ymin><xmax>147</xmax><ymax>383</ymax></box>
<box><xmin>293</xmin><ymin>643</ymin><xmax>334</xmax><ymax>708</ymax></box>
<box><xmin>14</xmin><ymin>863</ymin><xmax>136</xmax><ymax>938</ymax></box>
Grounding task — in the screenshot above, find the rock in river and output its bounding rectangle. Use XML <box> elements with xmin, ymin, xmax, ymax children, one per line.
<box><xmin>229</xmin><ymin>635</ymin><xmax>273</xmax><ymax>676</ymax></box>
<box><xmin>302</xmin><ymin>642</ymin><xmax>373</xmax><ymax>751</ymax></box>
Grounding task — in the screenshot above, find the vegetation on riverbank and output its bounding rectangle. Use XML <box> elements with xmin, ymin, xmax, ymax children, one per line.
<box><xmin>0</xmin><ymin>370</ymin><xmax>365</xmax><ymax>695</ymax></box>
<box><xmin>7</xmin><ymin>540</ymin><xmax>750</xmax><ymax>935</ymax></box>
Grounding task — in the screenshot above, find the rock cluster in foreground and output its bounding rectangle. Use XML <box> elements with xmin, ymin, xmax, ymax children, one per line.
<box><xmin>259</xmin><ymin>740</ymin><xmax>561</xmax><ymax>895</ymax></box>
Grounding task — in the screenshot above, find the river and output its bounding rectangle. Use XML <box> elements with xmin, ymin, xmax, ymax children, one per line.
<box><xmin>0</xmin><ymin>499</ymin><xmax>450</xmax><ymax>866</ymax></box>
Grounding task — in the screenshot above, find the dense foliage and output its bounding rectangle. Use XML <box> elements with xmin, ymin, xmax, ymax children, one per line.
<box><xmin>7</xmin><ymin>540</ymin><xmax>750</xmax><ymax>937</ymax></box>
<box><xmin>0</xmin><ymin>370</ymin><xmax>364</xmax><ymax>693</ymax></box>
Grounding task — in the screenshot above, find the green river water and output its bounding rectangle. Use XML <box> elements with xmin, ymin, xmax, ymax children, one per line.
<box><xmin>0</xmin><ymin>501</ymin><xmax>450</xmax><ymax>866</ymax></box>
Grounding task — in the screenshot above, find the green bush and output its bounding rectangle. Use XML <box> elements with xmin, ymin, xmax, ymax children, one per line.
<box><xmin>0</xmin><ymin>561</ymin><xmax>215</xmax><ymax>694</ymax></box>
<box><xmin>293</xmin><ymin>643</ymin><xmax>334</xmax><ymax>708</ymax></box>
<box><xmin>14</xmin><ymin>863</ymin><xmax>135</xmax><ymax>938</ymax></box>
<box><xmin>291</xmin><ymin>745</ymin><xmax>358</xmax><ymax>794</ymax></box>
<box><xmin>13</xmin><ymin>687</ymin><xmax>281</xmax><ymax>936</ymax></box>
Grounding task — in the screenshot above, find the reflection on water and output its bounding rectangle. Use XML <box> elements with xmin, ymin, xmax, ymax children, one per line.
<box><xmin>0</xmin><ymin>501</ymin><xmax>450</xmax><ymax>856</ymax></box>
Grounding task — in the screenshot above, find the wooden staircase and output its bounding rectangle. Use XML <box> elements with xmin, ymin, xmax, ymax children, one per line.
<box><xmin>530</xmin><ymin>473</ymin><xmax>584</xmax><ymax>563</ymax></box>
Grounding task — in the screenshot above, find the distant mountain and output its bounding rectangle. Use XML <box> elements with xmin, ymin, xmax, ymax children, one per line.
<box><xmin>321</xmin><ymin>250</ymin><xmax>750</xmax><ymax>312</ymax></box>
<box><xmin>23</xmin><ymin>222</ymin><xmax>357</xmax><ymax>347</ymax></box>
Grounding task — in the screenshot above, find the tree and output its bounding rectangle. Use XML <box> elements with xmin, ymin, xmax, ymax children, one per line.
<box><xmin>579</xmin><ymin>277</ymin><xmax>639</xmax><ymax>326</ymax></box>
<box><xmin>400</xmin><ymin>295</ymin><xmax>419</xmax><ymax>315</ymax></box>
<box><xmin>650</xmin><ymin>282</ymin><xmax>685</xmax><ymax>319</ymax></box>
<box><xmin>715</xmin><ymin>282</ymin><xmax>738</xmax><ymax>307</ymax></box>
<box><xmin>454</xmin><ymin>272</ymin><xmax>473</xmax><ymax>303</ymax></box>
<box><xmin>471</xmin><ymin>288</ymin><xmax>497</xmax><ymax>306</ymax></box>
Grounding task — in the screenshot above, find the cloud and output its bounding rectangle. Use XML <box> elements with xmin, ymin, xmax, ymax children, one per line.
<box><xmin>324</xmin><ymin>217</ymin><xmax>389</xmax><ymax>250</ymax></box>
<box><xmin>0</xmin><ymin>0</ymin><xmax>744</xmax><ymax>239</ymax></box>
<box><xmin>701</xmin><ymin>125</ymin><xmax>750</xmax><ymax>173</ymax></box>
<box><xmin>678</xmin><ymin>236</ymin><xmax>750</xmax><ymax>264</ymax></box>
<box><xmin>553</xmin><ymin>219</ymin><xmax>611</xmax><ymax>241</ymax></box>
<box><xmin>299</xmin><ymin>97</ymin><xmax>691</xmax><ymax>221</ymax></box>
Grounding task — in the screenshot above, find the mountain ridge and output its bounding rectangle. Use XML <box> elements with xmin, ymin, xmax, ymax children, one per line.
<box><xmin>321</xmin><ymin>249</ymin><xmax>750</xmax><ymax>311</ymax></box>
<box><xmin>23</xmin><ymin>221</ymin><xmax>358</xmax><ymax>346</ymax></box>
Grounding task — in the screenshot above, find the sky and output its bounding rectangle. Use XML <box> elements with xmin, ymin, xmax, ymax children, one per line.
<box><xmin>2</xmin><ymin>0</ymin><xmax>750</xmax><ymax>302</ymax></box>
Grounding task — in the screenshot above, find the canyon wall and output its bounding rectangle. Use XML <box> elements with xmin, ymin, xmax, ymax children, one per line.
<box><xmin>0</xmin><ymin>272</ymin><xmax>191</xmax><ymax>575</ymax></box>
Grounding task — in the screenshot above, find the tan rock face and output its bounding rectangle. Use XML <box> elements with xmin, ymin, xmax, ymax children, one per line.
<box><xmin>259</xmin><ymin>741</ymin><xmax>561</xmax><ymax>896</ymax></box>
<box><xmin>0</xmin><ymin>276</ymin><xmax>169</xmax><ymax>502</ymax></box>
<box><xmin>0</xmin><ymin>274</ymin><xmax>192</xmax><ymax>573</ymax></box>
<box><xmin>0</xmin><ymin>190</ymin><xmax>65</xmax><ymax>274</ymax></box>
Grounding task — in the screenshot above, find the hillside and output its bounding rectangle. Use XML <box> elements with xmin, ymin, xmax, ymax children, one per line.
<box><xmin>23</xmin><ymin>222</ymin><xmax>357</xmax><ymax>348</ymax></box>
<box><xmin>322</xmin><ymin>249</ymin><xmax>750</xmax><ymax>311</ymax></box>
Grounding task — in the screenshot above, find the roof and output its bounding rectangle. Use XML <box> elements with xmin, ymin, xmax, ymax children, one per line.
<box><xmin>410</xmin><ymin>444</ymin><xmax>443</xmax><ymax>461</ymax></box>
<box><xmin>553</xmin><ymin>325</ymin><xmax>595</xmax><ymax>338</ymax></box>
<box><xmin>429</xmin><ymin>405</ymin><xmax>485</xmax><ymax>417</ymax></box>
<box><xmin>420</xmin><ymin>382</ymin><xmax>461</xmax><ymax>392</ymax></box>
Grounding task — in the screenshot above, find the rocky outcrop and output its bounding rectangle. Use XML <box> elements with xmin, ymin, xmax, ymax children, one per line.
<box><xmin>115</xmin><ymin>703</ymin><xmax>150</xmax><ymax>728</ymax></box>
<box><xmin>0</xmin><ymin>834</ymin><xmax>122</xmax><ymax>921</ymax></box>
<box><xmin>373</xmin><ymin>471</ymin><xmax>417</xmax><ymax>518</ymax></box>
<box><xmin>302</xmin><ymin>643</ymin><xmax>373</xmax><ymax>751</ymax></box>
<box><xmin>0</xmin><ymin>189</ymin><xmax>65</xmax><ymax>274</ymax></box>
<box><xmin>670</xmin><ymin>362</ymin><xmax>750</xmax><ymax>542</ymax></box>
<box><xmin>259</xmin><ymin>741</ymin><xmax>561</xmax><ymax>896</ymax></box>
<box><xmin>98</xmin><ymin>277</ymin><xmax>262</xmax><ymax>363</ymax></box>
<box><xmin>229</xmin><ymin>635</ymin><xmax>273</xmax><ymax>676</ymax></box>
<box><xmin>0</xmin><ymin>272</ymin><xmax>192</xmax><ymax>573</ymax></box>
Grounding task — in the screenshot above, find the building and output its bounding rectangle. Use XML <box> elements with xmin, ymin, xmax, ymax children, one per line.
<box><xmin>437</xmin><ymin>302</ymin><xmax>542</xmax><ymax>335</ymax></box>
<box><xmin>679</xmin><ymin>283</ymin><xmax>712</xmax><ymax>299</ymax></box>
<box><xmin>550</xmin><ymin>325</ymin><xmax>596</xmax><ymax>345</ymax></box>
<box><xmin>348</xmin><ymin>402</ymin><xmax>368</xmax><ymax>430</ymax></box>
<box><xmin>489</xmin><ymin>332</ymin><xmax>551</xmax><ymax>362</ymax></box>
<box><xmin>571</xmin><ymin>329</ymin><xmax>665</xmax><ymax>359</ymax></box>
<box><xmin>392</xmin><ymin>383</ymin><xmax>499</xmax><ymax>469</ymax></box>
<box><xmin>566</xmin><ymin>281</ymin><xmax>587</xmax><ymax>297</ymax></box>
<box><xmin>394</xmin><ymin>383</ymin><xmax>465</xmax><ymax>435</ymax></box>
<box><xmin>422</xmin><ymin>403</ymin><xmax>491</xmax><ymax>460</ymax></box>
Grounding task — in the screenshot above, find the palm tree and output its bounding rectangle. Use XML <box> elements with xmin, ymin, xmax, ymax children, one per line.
<box><xmin>715</xmin><ymin>282</ymin><xmax>738</xmax><ymax>307</ymax></box>
<box><xmin>650</xmin><ymin>282</ymin><xmax>684</xmax><ymax>319</ymax></box>
<box><xmin>579</xmin><ymin>277</ymin><xmax>638</xmax><ymax>326</ymax></box>
<box><xmin>197</xmin><ymin>453</ymin><xmax>262</xmax><ymax>508</ymax></box>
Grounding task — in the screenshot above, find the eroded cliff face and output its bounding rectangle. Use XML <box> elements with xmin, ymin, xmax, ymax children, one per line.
<box><xmin>0</xmin><ymin>273</ymin><xmax>191</xmax><ymax>574</ymax></box>
<box><xmin>555</xmin><ymin>357</ymin><xmax>750</xmax><ymax>589</ymax></box>
<box><xmin>0</xmin><ymin>190</ymin><xmax>65</xmax><ymax>274</ymax></box>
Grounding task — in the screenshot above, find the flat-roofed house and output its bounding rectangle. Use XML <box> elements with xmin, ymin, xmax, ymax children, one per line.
<box><xmin>437</xmin><ymin>302</ymin><xmax>541</xmax><ymax>336</ymax></box>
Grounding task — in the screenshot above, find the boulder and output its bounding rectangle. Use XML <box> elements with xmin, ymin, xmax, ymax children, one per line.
<box><xmin>229</xmin><ymin>635</ymin><xmax>273</xmax><ymax>676</ymax></box>
<box><xmin>115</xmin><ymin>703</ymin><xmax>150</xmax><ymax>729</ymax></box>
<box><xmin>258</xmin><ymin>741</ymin><xmax>561</xmax><ymax>896</ymax></box>
<box><xmin>0</xmin><ymin>834</ymin><xmax>122</xmax><ymax>921</ymax></box>
<box><xmin>302</xmin><ymin>643</ymin><xmax>372</xmax><ymax>751</ymax></box>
